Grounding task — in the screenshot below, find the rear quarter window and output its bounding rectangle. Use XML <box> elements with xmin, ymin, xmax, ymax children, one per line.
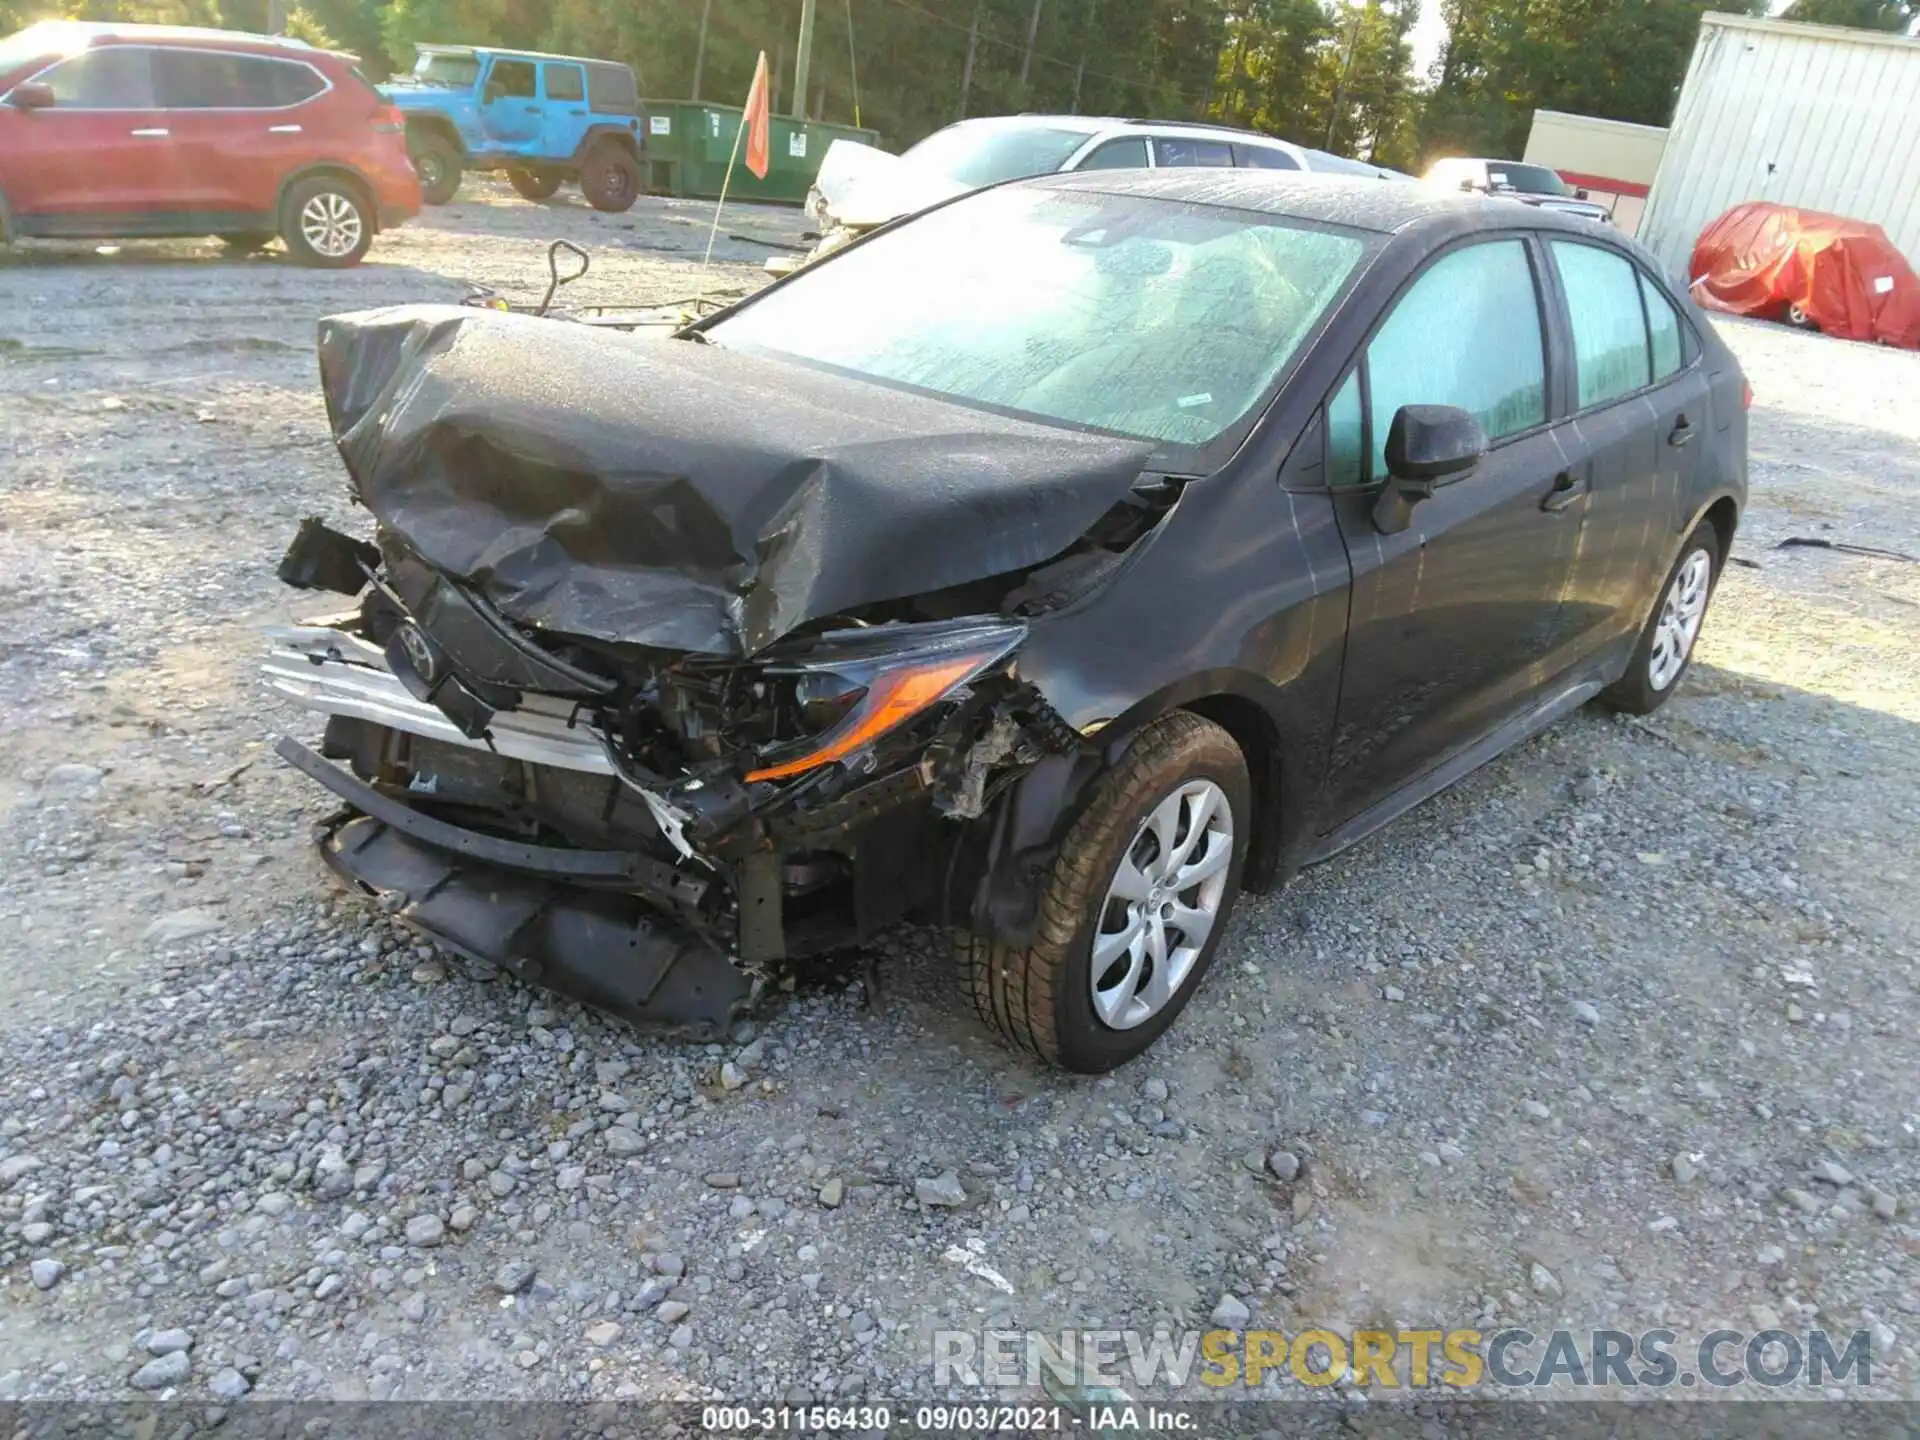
<box><xmin>587</xmin><ymin>63</ymin><xmax>638</xmax><ymax>115</ymax></box>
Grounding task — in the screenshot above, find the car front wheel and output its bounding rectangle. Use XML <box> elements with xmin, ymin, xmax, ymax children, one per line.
<box><xmin>1601</xmin><ymin>521</ymin><xmax>1722</xmax><ymax>715</ymax></box>
<box><xmin>280</xmin><ymin>177</ymin><xmax>374</xmax><ymax>268</ymax></box>
<box><xmin>956</xmin><ymin>711</ymin><xmax>1250</xmax><ymax>1073</ymax></box>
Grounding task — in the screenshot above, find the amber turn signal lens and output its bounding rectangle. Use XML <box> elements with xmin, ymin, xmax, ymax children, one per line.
<box><xmin>744</xmin><ymin>654</ymin><xmax>985</xmax><ymax>783</ymax></box>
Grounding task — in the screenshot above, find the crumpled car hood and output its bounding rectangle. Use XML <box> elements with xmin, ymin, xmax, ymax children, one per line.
<box><xmin>317</xmin><ymin>305</ymin><xmax>1154</xmax><ymax>658</ymax></box>
<box><xmin>810</xmin><ymin>138</ymin><xmax>971</xmax><ymax>230</ymax></box>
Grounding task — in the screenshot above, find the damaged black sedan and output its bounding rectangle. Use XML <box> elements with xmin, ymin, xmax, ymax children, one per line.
<box><xmin>268</xmin><ymin>170</ymin><xmax>1747</xmax><ymax>1072</ymax></box>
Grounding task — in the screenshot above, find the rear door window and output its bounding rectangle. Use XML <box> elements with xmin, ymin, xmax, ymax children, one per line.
<box><xmin>153</xmin><ymin>50</ymin><xmax>324</xmax><ymax>108</ymax></box>
<box><xmin>1153</xmin><ymin>136</ymin><xmax>1234</xmax><ymax>168</ymax></box>
<box><xmin>1366</xmin><ymin>239</ymin><xmax>1548</xmax><ymax>475</ymax></box>
<box><xmin>1074</xmin><ymin>137</ymin><xmax>1150</xmax><ymax>171</ymax></box>
<box><xmin>1550</xmin><ymin>239</ymin><xmax>1652</xmax><ymax>408</ymax></box>
<box><xmin>1234</xmin><ymin>144</ymin><xmax>1299</xmax><ymax>170</ymax></box>
<box><xmin>544</xmin><ymin>63</ymin><xmax>585</xmax><ymax>102</ymax></box>
<box><xmin>36</xmin><ymin>47</ymin><xmax>156</xmax><ymax>108</ymax></box>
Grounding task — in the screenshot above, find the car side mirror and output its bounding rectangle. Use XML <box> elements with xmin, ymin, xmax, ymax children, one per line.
<box><xmin>1371</xmin><ymin>405</ymin><xmax>1487</xmax><ymax>535</ymax></box>
<box><xmin>1458</xmin><ymin>178</ymin><xmax>1475</xmax><ymax>193</ymax></box>
<box><xmin>7</xmin><ymin>82</ymin><xmax>55</xmax><ymax>110</ymax></box>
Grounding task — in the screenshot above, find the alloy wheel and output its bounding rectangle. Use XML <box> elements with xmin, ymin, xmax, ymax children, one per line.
<box><xmin>1648</xmin><ymin>548</ymin><xmax>1712</xmax><ymax>691</ymax></box>
<box><xmin>1089</xmin><ymin>779</ymin><xmax>1234</xmax><ymax>1030</ymax></box>
<box><xmin>299</xmin><ymin>192</ymin><xmax>364</xmax><ymax>261</ymax></box>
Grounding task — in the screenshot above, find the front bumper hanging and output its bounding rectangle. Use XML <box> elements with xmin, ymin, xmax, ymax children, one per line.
<box><xmin>280</xmin><ymin>738</ymin><xmax>756</xmax><ymax>1041</ymax></box>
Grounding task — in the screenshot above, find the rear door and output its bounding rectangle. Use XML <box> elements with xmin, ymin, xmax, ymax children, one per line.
<box><xmin>150</xmin><ymin>48</ymin><xmax>331</xmax><ymax>220</ymax></box>
<box><xmin>479</xmin><ymin>57</ymin><xmax>540</xmax><ymax>150</ymax></box>
<box><xmin>2</xmin><ymin>47</ymin><xmax>174</xmax><ymax>220</ymax></box>
<box><xmin>1540</xmin><ymin>238</ymin><xmax>1707</xmax><ymax>663</ymax></box>
<box><xmin>538</xmin><ymin>62</ymin><xmax>588</xmax><ymax>158</ymax></box>
<box><xmin>1321</xmin><ymin>235</ymin><xmax>1584</xmax><ymax>824</ymax></box>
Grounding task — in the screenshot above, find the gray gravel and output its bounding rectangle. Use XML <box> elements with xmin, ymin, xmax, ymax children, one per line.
<box><xmin>2</xmin><ymin>188</ymin><xmax>1917</xmax><ymax>1403</ymax></box>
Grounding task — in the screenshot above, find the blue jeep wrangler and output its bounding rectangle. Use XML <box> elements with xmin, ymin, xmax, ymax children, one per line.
<box><xmin>384</xmin><ymin>45</ymin><xmax>646</xmax><ymax>211</ymax></box>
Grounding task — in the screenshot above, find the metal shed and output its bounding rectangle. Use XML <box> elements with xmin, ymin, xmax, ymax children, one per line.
<box><xmin>1637</xmin><ymin>12</ymin><xmax>1920</xmax><ymax>280</ymax></box>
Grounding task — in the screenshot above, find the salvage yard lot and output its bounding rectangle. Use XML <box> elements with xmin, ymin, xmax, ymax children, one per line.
<box><xmin>1</xmin><ymin>184</ymin><xmax>1917</xmax><ymax>1403</ymax></box>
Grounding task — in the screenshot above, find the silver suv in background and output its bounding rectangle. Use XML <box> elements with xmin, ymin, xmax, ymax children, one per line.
<box><xmin>1423</xmin><ymin>156</ymin><xmax>1612</xmax><ymax>224</ymax></box>
<box><xmin>776</xmin><ymin>114</ymin><xmax>1409</xmax><ymax>272</ymax></box>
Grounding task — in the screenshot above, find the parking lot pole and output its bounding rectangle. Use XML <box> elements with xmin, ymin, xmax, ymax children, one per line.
<box><xmin>794</xmin><ymin>0</ymin><xmax>819</xmax><ymax>118</ymax></box>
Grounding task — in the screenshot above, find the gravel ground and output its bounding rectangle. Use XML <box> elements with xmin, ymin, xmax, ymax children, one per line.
<box><xmin>1</xmin><ymin>186</ymin><xmax>1917</xmax><ymax>1409</ymax></box>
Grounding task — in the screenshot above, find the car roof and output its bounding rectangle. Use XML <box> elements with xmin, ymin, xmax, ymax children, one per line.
<box><xmin>1035</xmin><ymin>168</ymin><xmax>1618</xmax><ymax>240</ymax></box>
<box><xmin>936</xmin><ymin>113</ymin><xmax>1304</xmax><ymax>150</ymax></box>
<box><xmin>416</xmin><ymin>42</ymin><xmax>626</xmax><ymax>68</ymax></box>
<box><xmin>17</xmin><ymin>21</ymin><xmax>324</xmax><ymax>55</ymax></box>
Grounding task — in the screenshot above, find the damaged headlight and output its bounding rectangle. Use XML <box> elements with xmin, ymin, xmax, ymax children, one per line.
<box><xmin>746</xmin><ymin>619</ymin><xmax>1027</xmax><ymax>784</ymax></box>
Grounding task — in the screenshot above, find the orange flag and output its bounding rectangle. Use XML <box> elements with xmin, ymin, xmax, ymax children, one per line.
<box><xmin>743</xmin><ymin>51</ymin><xmax>772</xmax><ymax>180</ymax></box>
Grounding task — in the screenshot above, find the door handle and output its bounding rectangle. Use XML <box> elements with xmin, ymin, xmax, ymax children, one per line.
<box><xmin>1668</xmin><ymin>414</ymin><xmax>1696</xmax><ymax>447</ymax></box>
<box><xmin>130</xmin><ymin>127</ymin><xmax>169</xmax><ymax>137</ymax></box>
<box><xmin>268</xmin><ymin>123</ymin><xmax>302</xmax><ymax>134</ymax></box>
<box><xmin>1540</xmin><ymin>471</ymin><xmax>1589</xmax><ymax>513</ymax></box>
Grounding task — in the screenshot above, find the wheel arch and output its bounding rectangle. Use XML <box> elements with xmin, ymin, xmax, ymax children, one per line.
<box><xmin>1701</xmin><ymin>493</ymin><xmax>1739</xmax><ymax>565</ymax></box>
<box><xmin>405</xmin><ymin>113</ymin><xmax>465</xmax><ymax>156</ymax></box>
<box><xmin>1177</xmin><ymin>692</ymin><xmax>1285</xmax><ymax>893</ymax></box>
<box><xmin>944</xmin><ymin>673</ymin><xmax>1301</xmax><ymax>947</ymax></box>
<box><xmin>573</xmin><ymin>125</ymin><xmax>641</xmax><ymax>165</ymax></box>
<box><xmin>276</xmin><ymin>163</ymin><xmax>380</xmax><ymax>232</ymax></box>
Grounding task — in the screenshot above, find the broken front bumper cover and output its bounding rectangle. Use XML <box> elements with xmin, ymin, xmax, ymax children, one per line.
<box><xmin>279</xmin><ymin>737</ymin><xmax>756</xmax><ymax>1041</ymax></box>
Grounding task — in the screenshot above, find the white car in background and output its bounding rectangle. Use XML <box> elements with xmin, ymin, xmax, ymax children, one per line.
<box><xmin>773</xmin><ymin>114</ymin><xmax>1410</xmax><ymax>272</ymax></box>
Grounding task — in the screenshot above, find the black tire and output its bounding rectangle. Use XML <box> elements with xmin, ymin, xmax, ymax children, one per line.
<box><xmin>279</xmin><ymin>175</ymin><xmax>374</xmax><ymax>269</ymax></box>
<box><xmin>956</xmin><ymin>712</ymin><xmax>1251</xmax><ymax>1074</ymax></box>
<box><xmin>1784</xmin><ymin>302</ymin><xmax>1818</xmax><ymax>331</ymax></box>
<box><xmin>408</xmin><ymin>132</ymin><xmax>462</xmax><ymax>205</ymax></box>
<box><xmin>218</xmin><ymin>232</ymin><xmax>274</xmax><ymax>254</ymax></box>
<box><xmin>1600</xmin><ymin>522</ymin><xmax>1722</xmax><ymax>716</ymax></box>
<box><xmin>507</xmin><ymin>168</ymin><xmax>562</xmax><ymax>201</ymax></box>
<box><xmin>579</xmin><ymin>144</ymin><xmax>641</xmax><ymax>213</ymax></box>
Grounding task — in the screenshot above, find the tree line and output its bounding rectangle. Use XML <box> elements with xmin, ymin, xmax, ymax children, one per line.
<box><xmin>5</xmin><ymin>0</ymin><xmax>1914</xmax><ymax>170</ymax></box>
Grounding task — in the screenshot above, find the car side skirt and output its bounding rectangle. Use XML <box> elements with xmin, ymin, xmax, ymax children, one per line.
<box><xmin>12</xmin><ymin>211</ymin><xmax>280</xmax><ymax>239</ymax></box>
<box><xmin>1301</xmin><ymin>675</ymin><xmax>1605</xmax><ymax>867</ymax></box>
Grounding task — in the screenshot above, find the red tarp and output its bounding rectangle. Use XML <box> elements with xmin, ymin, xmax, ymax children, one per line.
<box><xmin>1689</xmin><ymin>201</ymin><xmax>1920</xmax><ymax>348</ymax></box>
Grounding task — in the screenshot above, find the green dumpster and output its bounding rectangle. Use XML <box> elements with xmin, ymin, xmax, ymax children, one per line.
<box><xmin>640</xmin><ymin>99</ymin><xmax>882</xmax><ymax>204</ymax></box>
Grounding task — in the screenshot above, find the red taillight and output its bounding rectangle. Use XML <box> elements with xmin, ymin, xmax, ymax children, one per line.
<box><xmin>1742</xmin><ymin>380</ymin><xmax>1753</xmax><ymax>410</ymax></box>
<box><xmin>372</xmin><ymin>104</ymin><xmax>404</xmax><ymax>134</ymax></box>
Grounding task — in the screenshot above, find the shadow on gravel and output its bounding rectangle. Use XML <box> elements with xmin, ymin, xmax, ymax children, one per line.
<box><xmin>0</xmin><ymin>240</ymin><xmax>458</xmax><ymax>285</ymax></box>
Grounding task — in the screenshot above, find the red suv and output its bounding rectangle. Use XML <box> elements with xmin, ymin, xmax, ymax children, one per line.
<box><xmin>0</xmin><ymin>22</ymin><xmax>420</xmax><ymax>266</ymax></box>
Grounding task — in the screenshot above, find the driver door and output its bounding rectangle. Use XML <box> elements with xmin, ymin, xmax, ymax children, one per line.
<box><xmin>478</xmin><ymin>57</ymin><xmax>540</xmax><ymax>149</ymax></box>
<box><xmin>1321</xmin><ymin>235</ymin><xmax>1586</xmax><ymax>826</ymax></box>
